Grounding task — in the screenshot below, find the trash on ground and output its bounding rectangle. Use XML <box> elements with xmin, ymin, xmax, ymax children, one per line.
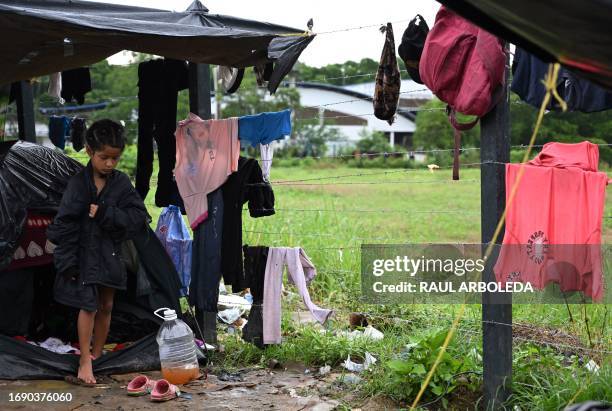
<box><xmin>343</xmin><ymin>352</ymin><xmax>377</xmax><ymax>373</ymax></box>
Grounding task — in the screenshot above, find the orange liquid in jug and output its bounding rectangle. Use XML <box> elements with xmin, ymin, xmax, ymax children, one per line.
<box><xmin>161</xmin><ymin>365</ymin><xmax>199</xmax><ymax>385</ymax></box>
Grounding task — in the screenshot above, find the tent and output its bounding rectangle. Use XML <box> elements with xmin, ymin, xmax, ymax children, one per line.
<box><xmin>0</xmin><ymin>142</ymin><xmax>186</xmax><ymax>380</ymax></box>
<box><xmin>0</xmin><ymin>0</ymin><xmax>315</xmax><ymax>93</ymax></box>
<box><xmin>0</xmin><ymin>0</ymin><xmax>316</xmax><ymax>380</ymax></box>
<box><xmin>438</xmin><ymin>0</ymin><xmax>612</xmax><ymax>89</ymax></box>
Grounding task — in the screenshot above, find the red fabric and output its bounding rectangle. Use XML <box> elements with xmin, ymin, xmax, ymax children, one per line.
<box><xmin>494</xmin><ymin>142</ymin><xmax>608</xmax><ymax>301</ymax></box>
<box><xmin>419</xmin><ymin>6</ymin><xmax>505</xmax><ymax>117</ymax></box>
<box><xmin>7</xmin><ymin>212</ymin><xmax>55</xmax><ymax>270</ymax></box>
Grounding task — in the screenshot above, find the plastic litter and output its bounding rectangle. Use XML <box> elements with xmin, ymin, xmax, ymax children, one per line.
<box><xmin>338</xmin><ymin>326</ymin><xmax>384</xmax><ymax>341</ymax></box>
<box><xmin>319</xmin><ymin>365</ymin><xmax>331</xmax><ymax>376</ymax></box>
<box><xmin>343</xmin><ymin>352</ymin><xmax>377</xmax><ymax>373</ymax></box>
<box><xmin>217</xmin><ymin>294</ymin><xmax>251</xmax><ymax>312</ymax></box>
<box><xmin>217</xmin><ymin>307</ymin><xmax>243</xmax><ymax>324</ymax></box>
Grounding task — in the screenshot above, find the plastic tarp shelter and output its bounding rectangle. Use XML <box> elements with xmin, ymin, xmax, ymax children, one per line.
<box><xmin>0</xmin><ymin>0</ymin><xmax>315</xmax><ymax>93</ymax></box>
<box><xmin>438</xmin><ymin>0</ymin><xmax>612</xmax><ymax>90</ymax></box>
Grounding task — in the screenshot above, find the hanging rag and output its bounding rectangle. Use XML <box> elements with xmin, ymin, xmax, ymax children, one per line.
<box><xmin>397</xmin><ymin>15</ymin><xmax>429</xmax><ymax>84</ymax></box>
<box><xmin>237</xmin><ymin>109</ymin><xmax>291</xmax><ymax>148</ymax></box>
<box><xmin>263</xmin><ymin>247</ymin><xmax>333</xmax><ymax>344</ymax></box>
<box><xmin>174</xmin><ymin>113</ymin><xmax>240</xmax><ymax>229</ymax></box>
<box><xmin>155</xmin><ymin>205</ymin><xmax>192</xmax><ymax>296</ymax></box>
<box><xmin>136</xmin><ymin>58</ymin><xmax>189</xmax><ymax>208</ymax></box>
<box><xmin>494</xmin><ymin>141</ymin><xmax>608</xmax><ymax>301</ymax></box>
<box><xmin>60</xmin><ymin>67</ymin><xmax>91</xmax><ymax>105</ymax></box>
<box><xmin>373</xmin><ymin>23</ymin><xmax>401</xmax><ymax>125</ymax></box>
<box><xmin>48</xmin><ymin>116</ymin><xmax>72</xmax><ymax>150</ymax></box>
<box><xmin>221</xmin><ymin>157</ymin><xmax>275</xmax><ymax>292</ymax></box>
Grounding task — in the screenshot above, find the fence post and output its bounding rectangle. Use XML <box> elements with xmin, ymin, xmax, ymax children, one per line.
<box><xmin>15</xmin><ymin>81</ymin><xmax>36</xmax><ymax>143</ymax></box>
<box><xmin>480</xmin><ymin>57</ymin><xmax>512</xmax><ymax>409</ymax></box>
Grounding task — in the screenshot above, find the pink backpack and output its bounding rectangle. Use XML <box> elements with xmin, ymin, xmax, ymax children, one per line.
<box><xmin>419</xmin><ymin>6</ymin><xmax>506</xmax><ymax>179</ymax></box>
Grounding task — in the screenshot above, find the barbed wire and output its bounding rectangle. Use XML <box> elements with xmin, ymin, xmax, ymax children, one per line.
<box><xmin>300</xmin><ymin>88</ymin><xmax>431</xmax><ymax>111</ymax></box>
<box><xmin>314</xmin><ymin>18</ymin><xmax>413</xmax><ymax>35</ymax></box>
<box><xmin>244</xmin><ymin>207</ymin><xmax>480</xmax><ymax>215</ymax></box>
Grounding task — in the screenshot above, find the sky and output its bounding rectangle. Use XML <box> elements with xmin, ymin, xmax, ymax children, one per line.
<box><xmin>85</xmin><ymin>0</ymin><xmax>440</xmax><ymax>68</ymax></box>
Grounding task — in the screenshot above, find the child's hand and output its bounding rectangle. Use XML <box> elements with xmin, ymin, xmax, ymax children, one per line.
<box><xmin>89</xmin><ymin>204</ymin><xmax>99</xmax><ymax>218</ymax></box>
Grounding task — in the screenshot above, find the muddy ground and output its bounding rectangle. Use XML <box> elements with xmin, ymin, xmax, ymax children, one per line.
<box><xmin>0</xmin><ymin>367</ymin><xmax>376</xmax><ymax>411</ymax></box>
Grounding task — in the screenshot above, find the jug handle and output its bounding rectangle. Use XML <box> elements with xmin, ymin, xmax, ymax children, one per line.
<box><xmin>154</xmin><ymin>307</ymin><xmax>171</xmax><ymax>320</ymax></box>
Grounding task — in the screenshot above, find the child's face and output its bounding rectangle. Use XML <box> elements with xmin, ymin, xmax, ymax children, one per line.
<box><xmin>86</xmin><ymin>145</ymin><xmax>123</xmax><ymax>176</ymax></box>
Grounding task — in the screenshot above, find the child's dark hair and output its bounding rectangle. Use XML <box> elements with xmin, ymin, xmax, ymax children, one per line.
<box><xmin>85</xmin><ymin>119</ymin><xmax>125</xmax><ymax>152</ymax></box>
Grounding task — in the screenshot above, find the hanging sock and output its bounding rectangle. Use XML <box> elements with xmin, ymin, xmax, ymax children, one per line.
<box><xmin>260</xmin><ymin>143</ymin><xmax>273</xmax><ymax>182</ymax></box>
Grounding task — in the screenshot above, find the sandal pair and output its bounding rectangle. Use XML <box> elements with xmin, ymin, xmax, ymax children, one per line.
<box><xmin>127</xmin><ymin>375</ymin><xmax>181</xmax><ymax>401</ymax></box>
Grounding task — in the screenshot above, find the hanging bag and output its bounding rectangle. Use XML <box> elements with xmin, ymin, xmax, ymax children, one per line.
<box><xmin>397</xmin><ymin>14</ymin><xmax>429</xmax><ymax>84</ymax></box>
<box><xmin>373</xmin><ymin>23</ymin><xmax>401</xmax><ymax>125</ymax></box>
<box><xmin>155</xmin><ymin>205</ymin><xmax>192</xmax><ymax>296</ymax></box>
<box><xmin>419</xmin><ymin>6</ymin><xmax>506</xmax><ymax>179</ymax></box>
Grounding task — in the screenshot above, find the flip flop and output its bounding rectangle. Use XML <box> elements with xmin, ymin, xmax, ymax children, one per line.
<box><xmin>150</xmin><ymin>379</ymin><xmax>181</xmax><ymax>402</ymax></box>
<box><xmin>127</xmin><ymin>375</ymin><xmax>156</xmax><ymax>396</ymax></box>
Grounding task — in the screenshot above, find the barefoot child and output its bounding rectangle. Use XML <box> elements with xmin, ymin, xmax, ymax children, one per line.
<box><xmin>48</xmin><ymin>119</ymin><xmax>149</xmax><ymax>384</ymax></box>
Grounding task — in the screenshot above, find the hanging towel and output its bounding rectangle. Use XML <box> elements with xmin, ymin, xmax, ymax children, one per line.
<box><xmin>494</xmin><ymin>141</ymin><xmax>608</xmax><ymax>301</ymax></box>
<box><xmin>238</xmin><ymin>109</ymin><xmax>291</xmax><ymax>148</ymax></box>
<box><xmin>263</xmin><ymin>247</ymin><xmax>333</xmax><ymax>344</ymax></box>
<box><xmin>174</xmin><ymin>113</ymin><xmax>240</xmax><ymax>229</ymax></box>
<box><xmin>373</xmin><ymin>23</ymin><xmax>401</xmax><ymax>125</ymax></box>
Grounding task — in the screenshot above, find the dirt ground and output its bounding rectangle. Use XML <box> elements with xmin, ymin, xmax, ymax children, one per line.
<box><xmin>0</xmin><ymin>368</ymin><xmax>360</xmax><ymax>411</ymax></box>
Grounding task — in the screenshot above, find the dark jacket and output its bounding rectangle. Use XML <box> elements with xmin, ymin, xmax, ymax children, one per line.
<box><xmin>47</xmin><ymin>163</ymin><xmax>149</xmax><ymax>289</ymax></box>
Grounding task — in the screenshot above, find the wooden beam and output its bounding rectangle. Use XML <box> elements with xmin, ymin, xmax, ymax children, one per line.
<box><xmin>15</xmin><ymin>81</ymin><xmax>36</xmax><ymax>143</ymax></box>
<box><xmin>480</xmin><ymin>62</ymin><xmax>512</xmax><ymax>409</ymax></box>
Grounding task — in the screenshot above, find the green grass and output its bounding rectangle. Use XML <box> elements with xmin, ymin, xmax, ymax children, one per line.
<box><xmin>70</xmin><ymin>149</ymin><xmax>611</xmax><ymax>409</ymax></box>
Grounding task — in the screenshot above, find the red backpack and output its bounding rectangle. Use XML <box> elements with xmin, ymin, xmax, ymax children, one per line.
<box><xmin>419</xmin><ymin>6</ymin><xmax>506</xmax><ymax>179</ymax></box>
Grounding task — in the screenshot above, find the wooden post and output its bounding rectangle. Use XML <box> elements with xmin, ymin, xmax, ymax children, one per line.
<box><xmin>189</xmin><ymin>63</ymin><xmax>212</xmax><ymax>120</ymax></box>
<box><xmin>480</xmin><ymin>61</ymin><xmax>511</xmax><ymax>409</ymax></box>
<box><xmin>15</xmin><ymin>81</ymin><xmax>36</xmax><ymax>143</ymax></box>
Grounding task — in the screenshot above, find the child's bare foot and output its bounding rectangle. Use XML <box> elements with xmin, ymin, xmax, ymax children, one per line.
<box><xmin>78</xmin><ymin>358</ymin><xmax>96</xmax><ymax>384</ymax></box>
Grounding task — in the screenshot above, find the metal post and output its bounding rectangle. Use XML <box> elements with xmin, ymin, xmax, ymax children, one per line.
<box><xmin>189</xmin><ymin>63</ymin><xmax>212</xmax><ymax>120</ymax></box>
<box><xmin>15</xmin><ymin>81</ymin><xmax>36</xmax><ymax>143</ymax></box>
<box><xmin>480</xmin><ymin>59</ymin><xmax>511</xmax><ymax>409</ymax></box>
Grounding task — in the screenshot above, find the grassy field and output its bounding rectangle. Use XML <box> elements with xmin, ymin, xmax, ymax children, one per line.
<box><xmin>79</xmin><ymin>148</ymin><xmax>610</xmax><ymax>409</ymax></box>
<box><xmin>154</xmin><ymin>163</ymin><xmax>609</xmax><ymax>410</ymax></box>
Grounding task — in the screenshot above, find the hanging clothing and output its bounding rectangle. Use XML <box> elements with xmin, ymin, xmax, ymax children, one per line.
<box><xmin>260</xmin><ymin>143</ymin><xmax>273</xmax><ymax>181</ymax></box>
<box><xmin>241</xmin><ymin>245</ymin><xmax>268</xmax><ymax>347</ymax></box>
<box><xmin>48</xmin><ymin>116</ymin><xmax>71</xmax><ymax>150</ymax></box>
<box><xmin>221</xmin><ymin>157</ymin><xmax>275</xmax><ymax>291</ymax></box>
<box><xmin>174</xmin><ymin>113</ymin><xmax>240</xmax><ymax>229</ymax></box>
<box><xmin>48</xmin><ymin>72</ymin><xmax>64</xmax><ymax>103</ymax></box>
<box><xmin>188</xmin><ymin>188</ymin><xmax>224</xmax><ymax>312</ymax></box>
<box><xmin>60</xmin><ymin>67</ymin><xmax>91</xmax><ymax>105</ymax></box>
<box><xmin>136</xmin><ymin>58</ymin><xmax>189</xmax><ymax>207</ymax></box>
<box><xmin>155</xmin><ymin>205</ymin><xmax>192</xmax><ymax>296</ymax></box>
<box><xmin>512</xmin><ymin>48</ymin><xmax>612</xmax><ymax>112</ymax></box>
<box><xmin>263</xmin><ymin>247</ymin><xmax>333</xmax><ymax>344</ymax></box>
<box><xmin>494</xmin><ymin>142</ymin><xmax>608</xmax><ymax>301</ymax></box>
<box><xmin>237</xmin><ymin>109</ymin><xmax>291</xmax><ymax>148</ymax></box>
<box><xmin>70</xmin><ymin>117</ymin><xmax>86</xmax><ymax>152</ymax></box>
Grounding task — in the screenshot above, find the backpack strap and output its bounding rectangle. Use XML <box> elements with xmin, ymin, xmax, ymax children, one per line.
<box><xmin>447</xmin><ymin>107</ymin><xmax>477</xmax><ymax>181</ymax></box>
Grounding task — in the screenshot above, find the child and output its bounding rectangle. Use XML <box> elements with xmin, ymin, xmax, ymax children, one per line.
<box><xmin>48</xmin><ymin>119</ymin><xmax>149</xmax><ymax>384</ymax></box>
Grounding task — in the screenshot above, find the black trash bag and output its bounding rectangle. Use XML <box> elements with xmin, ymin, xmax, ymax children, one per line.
<box><xmin>0</xmin><ymin>141</ymin><xmax>83</xmax><ymax>269</ymax></box>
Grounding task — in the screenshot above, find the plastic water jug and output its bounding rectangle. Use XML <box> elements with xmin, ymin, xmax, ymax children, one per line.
<box><xmin>154</xmin><ymin>308</ymin><xmax>199</xmax><ymax>385</ymax></box>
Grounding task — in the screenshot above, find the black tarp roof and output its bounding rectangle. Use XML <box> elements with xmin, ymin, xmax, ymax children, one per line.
<box><xmin>0</xmin><ymin>0</ymin><xmax>315</xmax><ymax>93</ymax></box>
<box><xmin>438</xmin><ymin>0</ymin><xmax>612</xmax><ymax>90</ymax></box>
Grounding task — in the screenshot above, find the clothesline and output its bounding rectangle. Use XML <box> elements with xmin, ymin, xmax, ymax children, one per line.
<box><xmin>243</xmin><ymin>207</ymin><xmax>480</xmax><ymax>215</ymax></box>
<box><xmin>300</xmin><ymin>88</ymin><xmax>431</xmax><ymax>111</ymax></box>
<box><xmin>314</xmin><ymin>18</ymin><xmax>413</xmax><ymax>35</ymax></box>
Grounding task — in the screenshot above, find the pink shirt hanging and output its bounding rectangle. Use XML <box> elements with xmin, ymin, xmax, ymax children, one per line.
<box><xmin>174</xmin><ymin>113</ymin><xmax>240</xmax><ymax>229</ymax></box>
<box><xmin>494</xmin><ymin>141</ymin><xmax>608</xmax><ymax>301</ymax></box>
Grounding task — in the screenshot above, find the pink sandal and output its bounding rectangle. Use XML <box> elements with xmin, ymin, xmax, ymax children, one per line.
<box><xmin>126</xmin><ymin>375</ymin><xmax>156</xmax><ymax>396</ymax></box>
<box><xmin>150</xmin><ymin>379</ymin><xmax>181</xmax><ymax>402</ymax></box>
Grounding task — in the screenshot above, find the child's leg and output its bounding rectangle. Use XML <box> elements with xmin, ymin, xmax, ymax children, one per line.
<box><xmin>92</xmin><ymin>286</ymin><xmax>115</xmax><ymax>358</ymax></box>
<box><xmin>77</xmin><ymin>309</ymin><xmax>96</xmax><ymax>384</ymax></box>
